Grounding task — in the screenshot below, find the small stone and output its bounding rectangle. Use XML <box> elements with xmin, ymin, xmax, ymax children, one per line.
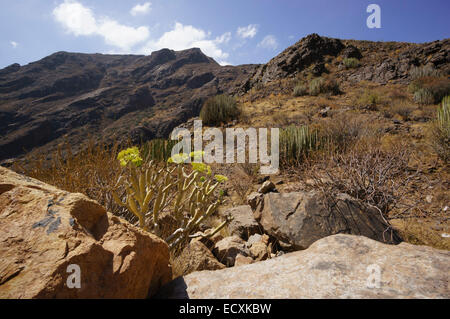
<box><xmin>234</xmin><ymin>254</ymin><xmax>254</xmax><ymax>267</ymax></box>
<box><xmin>213</xmin><ymin>236</ymin><xmax>249</xmax><ymax>267</ymax></box>
<box><xmin>247</xmin><ymin>192</ymin><xmax>263</xmax><ymax>210</ymax></box>
<box><xmin>258</xmin><ymin>180</ymin><xmax>276</xmax><ymax>194</ymax></box>
<box><xmin>219</xmin><ymin>205</ymin><xmax>260</xmax><ymax>240</ymax></box>
<box><xmin>246</xmin><ymin>234</ymin><xmax>263</xmax><ymax>248</ymax></box>
<box><xmin>250</xmin><ymin>242</ymin><xmax>269</xmax><ymax>261</ymax></box>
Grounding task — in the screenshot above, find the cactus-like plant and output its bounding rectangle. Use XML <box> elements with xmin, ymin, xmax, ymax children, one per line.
<box><xmin>431</xmin><ymin>96</ymin><xmax>450</xmax><ymax>162</ymax></box>
<box><xmin>141</xmin><ymin>139</ymin><xmax>178</xmax><ymax>162</ymax></box>
<box><xmin>280</xmin><ymin>125</ymin><xmax>320</xmax><ymax>165</ymax></box>
<box><xmin>113</xmin><ymin>148</ymin><xmax>230</xmax><ymax>249</ymax></box>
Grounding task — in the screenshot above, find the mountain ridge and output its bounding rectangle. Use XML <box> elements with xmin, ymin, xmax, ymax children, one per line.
<box><xmin>1</xmin><ymin>33</ymin><xmax>449</xmax><ymax>162</ymax></box>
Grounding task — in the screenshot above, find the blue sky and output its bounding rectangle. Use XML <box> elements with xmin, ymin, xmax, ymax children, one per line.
<box><xmin>1</xmin><ymin>0</ymin><xmax>449</xmax><ymax>68</ymax></box>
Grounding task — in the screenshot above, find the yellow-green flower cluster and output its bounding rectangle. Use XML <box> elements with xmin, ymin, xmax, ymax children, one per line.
<box><xmin>191</xmin><ymin>162</ymin><xmax>212</xmax><ymax>175</ymax></box>
<box><xmin>117</xmin><ymin>147</ymin><xmax>143</xmax><ymax>167</ymax></box>
<box><xmin>214</xmin><ymin>175</ymin><xmax>228</xmax><ymax>183</ymax></box>
<box><xmin>167</xmin><ymin>153</ymin><xmax>190</xmax><ymax>164</ymax></box>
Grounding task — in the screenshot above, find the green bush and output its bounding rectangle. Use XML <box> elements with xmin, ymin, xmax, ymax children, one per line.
<box><xmin>293</xmin><ymin>84</ymin><xmax>308</xmax><ymax>97</ymax></box>
<box><xmin>431</xmin><ymin>96</ymin><xmax>450</xmax><ymax>162</ymax></box>
<box><xmin>280</xmin><ymin>125</ymin><xmax>320</xmax><ymax>166</ymax></box>
<box><xmin>141</xmin><ymin>139</ymin><xmax>178</xmax><ymax>162</ymax></box>
<box><xmin>309</xmin><ymin>77</ymin><xmax>340</xmax><ymax>96</ymax></box>
<box><xmin>343</xmin><ymin>58</ymin><xmax>360</xmax><ymax>69</ymax></box>
<box><xmin>200</xmin><ymin>94</ymin><xmax>240</xmax><ymax>126</ymax></box>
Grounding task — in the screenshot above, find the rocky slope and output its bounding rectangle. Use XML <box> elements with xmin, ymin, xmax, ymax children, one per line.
<box><xmin>0</xmin><ymin>49</ymin><xmax>256</xmax><ymax>162</ymax></box>
<box><xmin>1</xmin><ymin>33</ymin><xmax>448</xmax><ymax>163</ymax></box>
<box><xmin>243</xmin><ymin>33</ymin><xmax>449</xmax><ymax>90</ymax></box>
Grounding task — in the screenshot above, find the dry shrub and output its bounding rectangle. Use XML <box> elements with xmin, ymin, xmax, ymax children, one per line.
<box><xmin>228</xmin><ymin>164</ymin><xmax>256</xmax><ymax>204</ymax></box>
<box><xmin>319</xmin><ymin>113</ymin><xmax>370</xmax><ymax>153</ymax></box>
<box><xmin>12</xmin><ymin>140</ymin><xmax>134</xmax><ymax>221</ymax></box>
<box><xmin>309</xmin><ymin>77</ymin><xmax>340</xmax><ymax>96</ymax></box>
<box><xmin>392</xmin><ymin>102</ymin><xmax>415</xmax><ymax>121</ymax></box>
<box><xmin>409</xmin><ymin>76</ymin><xmax>450</xmax><ymax>105</ymax></box>
<box><xmin>309</xmin><ymin>145</ymin><xmax>414</xmax><ymax>216</ymax></box>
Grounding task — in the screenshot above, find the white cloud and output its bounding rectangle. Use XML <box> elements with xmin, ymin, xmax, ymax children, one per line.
<box><xmin>258</xmin><ymin>35</ymin><xmax>278</xmax><ymax>50</ymax></box>
<box><xmin>53</xmin><ymin>0</ymin><xmax>149</xmax><ymax>50</ymax></box>
<box><xmin>139</xmin><ymin>22</ymin><xmax>231</xmax><ymax>65</ymax></box>
<box><xmin>10</xmin><ymin>41</ymin><xmax>18</xmax><ymax>48</ymax></box>
<box><xmin>130</xmin><ymin>2</ymin><xmax>152</xmax><ymax>16</ymax></box>
<box><xmin>52</xmin><ymin>2</ymin><xmax>232</xmax><ymax>64</ymax></box>
<box><xmin>237</xmin><ymin>24</ymin><xmax>258</xmax><ymax>39</ymax></box>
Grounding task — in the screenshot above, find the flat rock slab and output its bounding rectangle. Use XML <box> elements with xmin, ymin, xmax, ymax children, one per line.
<box><xmin>156</xmin><ymin>234</ymin><xmax>449</xmax><ymax>299</ymax></box>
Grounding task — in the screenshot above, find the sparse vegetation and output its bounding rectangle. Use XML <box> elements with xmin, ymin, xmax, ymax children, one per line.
<box><xmin>293</xmin><ymin>83</ymin><xmax>308</xmax><ymax>96</ymax></box>
<box><xmin>142</xmin><ymin>138</ymin><xmax>178</xmax><ymax>162</ymax></box>
<box><xmin>200</xmin><ymin>94</ymin><xmax>241</xmax><ymax>126</ymax></box>
<box><xmin>431</xmin><ymin>96</ymin><xmax>450</xmax><ymax>162</ymax></box>
<box><xmin>410</xmin><ymin>65</ymin><xmax>442</xmax><ymax>80</ymax></box>
<box><xmin>279</xmin><ymin>125</ymin><xmax>321</xmax><ymax>166</ymax></box>
<box><xmin>408</xmin><ymin>71</ymin><xmax>450</xmax><ymax>105</ymax></box>
<box><xmin>343</xmin><ymin>57</ymin><xmax>360</xmax><ymax>69</ymax></box>
<box><xmin>112</xmin><ymin>149</ymin><xmax>229</xmax><ymax>250</ymax></box>
<box><xmin>309</xmin><ymin>77</ymin><xmax>340</xmax><ymax>96</ymax></box>
<box><xmin>310</xmin><ymin>146</ymin><xmax>413</xmax><ymax>215</ymax></box>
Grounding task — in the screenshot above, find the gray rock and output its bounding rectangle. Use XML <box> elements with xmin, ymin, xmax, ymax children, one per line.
<box><xmin>156</xmin><ymin>234</ymin><xmax>450</xmax><ymax>299</ymax></box>
<box><xmin>213</xmin><ymin>236</ymin><xmax>250</xmax><ymax>267</ymax></box>
<box><xmin>219</xmin><ymin>205</ymin><xmax>261</xmax><ymax>240</ymax></box>
<box><xmin>257</xmin><ymin>191</ymin><xmax>401</xmax><ymax>251</ymax></box>
<box><xmin>247</xmin><ymin>192</ymin><xmax>263</xmax><ymax>210</ymax></box>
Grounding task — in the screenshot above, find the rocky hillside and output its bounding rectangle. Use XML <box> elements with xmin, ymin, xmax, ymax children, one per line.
<box><xmin>1</xmin><ymin>34</ymin><xmax>448</xmax><ymax>163</ymax></box>
<box><xmin>0</xmin><ymin>49</ymin><xmax>256</xmax><ymax>162</ymax></box>
<box><xmin>243</xmin><ymin>33</ymin><xmax>449</xmax><ymax>90</ymax></box>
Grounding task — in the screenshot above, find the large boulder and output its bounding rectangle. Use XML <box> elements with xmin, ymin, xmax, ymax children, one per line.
<box><xmin>0</xmin><ymin>167</ymin><xmax>171</xmax><ymax>298</ymax></box>
<box><xmin>255</xmin><ymin>192</ymin><xmax>401</xmax><ymax>250</ymax></box>
<box><xmin>156</xmin><ymin>234</ymin><xmax>450</xmax><ymax>299</ymax></box>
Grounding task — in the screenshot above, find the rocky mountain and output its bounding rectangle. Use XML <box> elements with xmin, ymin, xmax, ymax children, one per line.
<box><xmin>243</xmin><ymin>33</ymin><xmax>449</xmax><ymax>90</ymax></box>
<box><xmin>0</xmin><ymin>48</ymin><xmax>256</xmax><ymax>162</ymax></box>
<box><xmin>1</xmin><ymin>33</ymin><xmax>449</xmax><ymax>162</ymax></box>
